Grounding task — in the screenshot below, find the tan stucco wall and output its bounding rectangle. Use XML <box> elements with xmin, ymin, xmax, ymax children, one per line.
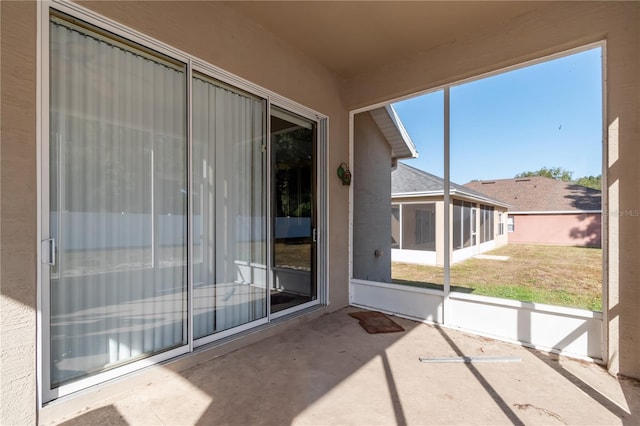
<box><xmin>1</xmin><ymin>1</ymin><xmax>38</xmax><ymax>424</ymax></box>
<box><xmin>345</xmin><ymin>2</ymin><xmax>640</xmax><ymax>379</ymax></box>
<box><xmin>0</xmin><ymin>1</ymin><xmax>350</xmax><ymax>422</ymax></box>
<box><xmin>508</xmin><ymin>213</ymin><xmax>602</xmax><ymax>247</ymax></box>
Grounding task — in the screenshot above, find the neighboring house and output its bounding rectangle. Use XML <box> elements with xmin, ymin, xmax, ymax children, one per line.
<box><xmin>464</xmin><ymin>177</ymin><xmax>602</xmax><ymax>247</ymax></box>
<box><xmin>392</xmin><ymin>163</ymin><xmax>510</xmax><ymax>266</ymax></box>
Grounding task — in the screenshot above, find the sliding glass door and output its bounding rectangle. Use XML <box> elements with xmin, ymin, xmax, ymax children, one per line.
<box><xmin>43</xmin><ymin>7</ymin><xmax>325</xmax><ymax>401</ymax></box>
<box><xmin>271</xmin><ymin>107</ymin><xmax>317</xmax><ymax>313</ymax></box>
<box><xmin>192</xmin><ymin>75</ymin><xmax>268</xmax><ymax>340</ymax></box>
<box><xmin>47</xmin><ymin>16</ymin><xmax>188</xmax><ymax>388</ymax></box>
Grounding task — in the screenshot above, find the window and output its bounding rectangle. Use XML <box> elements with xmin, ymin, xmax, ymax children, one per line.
<box><xmin>453</xmin><ymin>199</ymin><xmax>473</xmax><ymax>250</ymax></box>
<box><xmin>415</xmin><ymin>207</ymin><xmax>436</xmax><ymax>248</ymax></box>
<box><xmin>480</xmin><ymin>205</ymin><xmax>494</xmax><ymax>243</ymax></box>
<box><xmin>391</xmin><ymin>44</ymin><xmax>603</xmax><ymax>315</ymax></box>
<box><xmin>401</xmin><ymin>203</ymin><xmax>436</xmax><ymax>251</ymax></box>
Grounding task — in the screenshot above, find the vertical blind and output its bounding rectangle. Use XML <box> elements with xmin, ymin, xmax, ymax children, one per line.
<box><xmin>49</xmin><ymin>17</ymin><xmax>188</xmax><ymax>386</ymax></box>
<box><xmin>192</xmin><ymin>75</ymin><xmax>267</xmax><ymax>340</ymax></box>
<box><xmin>47</xmin><ymin>11</ymin><xmax>289</xmax><ymax>390</ymax></box>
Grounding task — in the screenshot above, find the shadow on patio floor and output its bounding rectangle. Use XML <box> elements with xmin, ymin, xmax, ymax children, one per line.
<box><xmin>57</xmin><ymin>307</ymin><xmax>638</xmax><ymax>425</ymax></box>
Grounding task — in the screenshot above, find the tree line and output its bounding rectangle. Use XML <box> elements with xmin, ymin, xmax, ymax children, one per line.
<box><xmin>514</xmin><ymin>166</ymin><xmax>601</xmax><ymax>190</ymax></box>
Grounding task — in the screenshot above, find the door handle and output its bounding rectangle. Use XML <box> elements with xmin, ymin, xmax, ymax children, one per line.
<box><xmin>312</xmin><ymin>228</ymin><xmax>318</xmax><ymax>243</ymax></box>
<box><xmin>41</xmin><ymin>238</ymin><xmax>56</xmax><ymax>266</ymax></box>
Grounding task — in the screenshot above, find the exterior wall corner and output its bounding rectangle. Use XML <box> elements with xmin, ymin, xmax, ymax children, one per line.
<box><xmin>1</xmin><ymin>0</ymin><xmax>39</xmax><ymax>423</ymax></box>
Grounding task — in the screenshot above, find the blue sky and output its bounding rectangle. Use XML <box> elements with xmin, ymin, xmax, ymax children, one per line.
<box><xmin>392</xmin><ymin>47</ymin><xmax>603</xmax><ymax>184</ymax></box>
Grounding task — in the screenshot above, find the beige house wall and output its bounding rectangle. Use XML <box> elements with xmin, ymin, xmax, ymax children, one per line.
<box><xmin>1</xmin><ymin>2</ymin><xmax>38</xmax><ymax>425</ymax></box>
<box><xmin>509</xmin><ymin>213</ymin><xmax>602</xmax><ymax>247</ymax></box>
<box><xmin>344</xmin><ymin>2</ymin><xmax>639</xmax><ymax>380</ymax></box>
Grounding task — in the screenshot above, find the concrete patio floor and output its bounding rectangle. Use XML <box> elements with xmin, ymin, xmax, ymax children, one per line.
<box><xmin>49</xmin><ymin>307</ymin><xmax>639</xmax><ymax>425</ymax></box>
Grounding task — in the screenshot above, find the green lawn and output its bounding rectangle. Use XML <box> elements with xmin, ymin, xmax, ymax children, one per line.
<box><xmin>392</xmin><ymin>244</ymin><xmax>602</xmax><ymax>311</ymax></box>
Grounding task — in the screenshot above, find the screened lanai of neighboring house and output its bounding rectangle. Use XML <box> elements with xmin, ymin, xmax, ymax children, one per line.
<box><xmin>391</xmin><ymin>162</ymin><xmax>510</xmax><ymax>266</ymax></box>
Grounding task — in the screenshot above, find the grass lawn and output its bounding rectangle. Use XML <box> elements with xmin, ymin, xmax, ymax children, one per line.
<box><xmin>275</xmin><ymin>241</ymin><xmax>311</xmax><ymax>271</ymax></box>
<box><xmin>392</xmin><ymin>244</ymin><xmax>602</xmax><ymax>311</ymax></box>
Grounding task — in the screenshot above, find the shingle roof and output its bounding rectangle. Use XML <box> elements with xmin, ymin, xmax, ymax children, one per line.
<box><xmin>391</xmin><ymin>162</ymin><xmax>508</xmax><ymax>207</ymax></box>
<box><xmin>463</xmin><ymin>176</ymin><xmax>601</xmax><ymax>212</ymax></box>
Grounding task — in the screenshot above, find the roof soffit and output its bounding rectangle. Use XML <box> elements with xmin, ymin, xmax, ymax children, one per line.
<box><xmin>368</xmin><ymin>106</ymin><xmax>417</xmax><ymax>160</ymax></box>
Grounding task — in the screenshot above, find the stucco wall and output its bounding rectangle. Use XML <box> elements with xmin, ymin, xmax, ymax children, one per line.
<box><xmin>353</xmin><ymin>112</ymin><xmax>392</xmax><ymax>282</ymax></box>
<box><xmin>509</xmin><ymin>213</ymin><xmax>602</xmax><ymax>247</ymax></box>
<box><xmin>1</xmin><ymin>2</ymin><xmax>38</xmax><ymax>424</ymax></box>
<box><xmin>343</xmin><ymin>1</ymin><xmax>640</xmax><ymax>379</ymax></box>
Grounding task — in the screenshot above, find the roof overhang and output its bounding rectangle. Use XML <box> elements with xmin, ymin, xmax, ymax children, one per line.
<box><xmin>392</xmin><ymin>189</ymin><xmax>511</xmax><ymax>209</ymax></box>
<box><xmin>369</xmin><ymin>105</ymin><xmax>418</xmax><ymax>160</ymax></box>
